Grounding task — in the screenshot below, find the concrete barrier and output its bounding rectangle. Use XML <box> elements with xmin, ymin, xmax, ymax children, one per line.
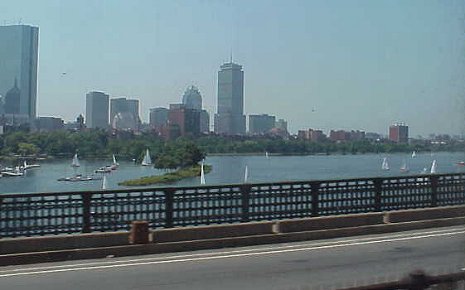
<box><xmin>385</xmin><ymin>205</ymin><xmax>465</xmax><ymax>223</ymax></box>
<box><xmin>0</xmin><ymin>232</ymin><xmax>129</xmax><ymax>255</ymax></box>
<box><xmin>152</xmin><ymin>221</ymin><xmax>275</xmax><ymax>243</ymax></box>
<box><xmin>275</xmin><ymin>212</ymin><xmax>385</xmax><ymax>233</ymax></box>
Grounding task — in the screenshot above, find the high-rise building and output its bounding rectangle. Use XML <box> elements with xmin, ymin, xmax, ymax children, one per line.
<box><xmin>166</xmin><ymin>104</ymin><xmax>200</xmax><ymax>139</ymax></box>
<box><xmin>214</xmin><ymin>61</ymin><xmax>246</xmax><ymax>135</ymax></box>
<box><xmin>0</xmin><ymin>25</ymin><xmax>39</xmax><ymax>120</ymax></box>
<box><xmin>249</xmin><ymin>114</ymin><xmax>276</xmax><ymax>135</ymax></box>
<box><xmin>149</xmin><ymin>107</ymin><xmax>169</xmax><ymax>128</ymax></box>
<box><xmin>200</xmin><ymin>110</ymin><xmax>210</xmax><ymax>133</ymax></box>
<box><xmin>110</xmin><ymin>97</ymin><xmax>140</xmax><ymax>130</ymax></box>
<box><xmin>182</xmin><ymin>85</ymin><xmax>202</xmax><ymax>111</ymax></box>
<box><xmin>86</xmin><ymin>91</ymin><xmax>109</xmax><ymax>129</ymax></box>
<box><xmin>389</xmin><ymin>123</ymin><xmax>409</xmax><ymax>143</ymax></box>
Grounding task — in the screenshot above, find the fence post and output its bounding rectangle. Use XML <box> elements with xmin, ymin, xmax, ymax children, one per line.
<box><xmin>373</xmin><ymin>178</ymin><xmax>382</xmax><ymax>212</ymax></box>
<box><xmin>164</xmin><ymin>189</ymin><xmax>174</xmax><ymax>228</ymax></box>
<box><xmin>241</xmin><ymin>184</ymin><xmax>251</xmax><ymax>223</ymax></box>
<box><xmin>430</xmin><ymin>175</ymin><xmax>438</xmax><ymax>207</ymax></box>
<box><xmin>311</xmin><ymin>182</ymin><xmax>320</xmax><ymax>217</ymax></box>
<box><xmin>81</xmin><ymin>193</ymin><xmax>92</xmax><ymax>233</ymax></box>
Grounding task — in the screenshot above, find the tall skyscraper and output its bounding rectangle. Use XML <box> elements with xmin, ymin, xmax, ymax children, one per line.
<box><xmin>86</xmin><ymin>91</ymin><xmax>109</xmax><ymax>129</ymax></box>
<box><xmin>182</xmin><ymin>85</ymin><xmax>202</xmax><ymax>111</ymax></box>
<box><xmin>110</xmin><ymin>97</ymin><xmax>140</xmax><ymax>130</ymax></box>
<box><xmin>214</xmin><ymin>61</ymin><xmax>246</xmax><ymax>135</ymax></box>
<box><xmin>0</xmin><ymin>25</ymin><xmax>39</xmax><ymax>120</ymax></box>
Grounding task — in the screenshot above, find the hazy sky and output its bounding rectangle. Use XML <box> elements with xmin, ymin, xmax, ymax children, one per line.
<box><xmin>1</xmin><ymin>0</ymin><xmax>464</xmax><ymax>136</ymax></box>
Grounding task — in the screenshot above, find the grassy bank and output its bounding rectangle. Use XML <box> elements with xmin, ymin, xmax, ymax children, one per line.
<box><xmin>118</xmin><ymin>164</ymin><xmax>212</xmax><ymax>186</ymax></box>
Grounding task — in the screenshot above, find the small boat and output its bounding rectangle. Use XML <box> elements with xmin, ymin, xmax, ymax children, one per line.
<box><xmin>57</xmin><ymin>174</ymin><xmax>101</xmax><ymax>182</ymax></box>
<box><xmin>71</xmin><ymin>153</ymin><xmax>80</xmax><ymax>167</ymax></box>
<box><xmin>400</xmin><ymin>159</ymin><xmax>409</xmax><ymax>173</ymax></box>
<box><xmin>141</xmin><ymin>149</ymin><xmax>152</xmax><ymax>166</ymax></box>
<box><xmin>381</xmin><ymin>157</ymin><xmax>390</xmax><ymax>171</ymax></box>
<box><xmin>430</xmin><ymin>160</ymin><xmax>437</xmax><ymax>174</ymax></box>
<box><xmin>265</xmin><ymin>151</ymin><xmax>270</xmax><ymax>159</ymax></box>
<box><xmin>200</xmin><ymin>161</ymin><xmax>206</xmax><ymax>185</ymax></box>
<box><xmin>411</xmin><ymin>151</ymin><xmax>416</xmax><ymax>158</ymax></box>
<box><xmin>22</xmin><ymin>160</ymin><xmax>40</xmax><ymax>170</ymax></box>
<box><xmin>111</xmin><ymin>154</ymin><xmax>119</xmax><ymax>169</ymax></box>
<box><xmin>1</xmin><ymin>166</ymin><xmax>24</xmax><ymax>177</ymax></box>
<box><xmin>244</xmin><ymin>165</ymin><xmax>249</xmax><ymax>183</ymax></box>
<box><xmin>456</xmin><ymin>161</ymin><xmax>465</xmax><ymax>166</ymax></box>
<box><xmin>95</xmin><ymin>166</ymin><xmax>112</xmax><ymax>173</ymax></box>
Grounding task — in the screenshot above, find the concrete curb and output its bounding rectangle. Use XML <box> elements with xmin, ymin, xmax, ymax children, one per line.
<box><xmin>1</xmin><ymin>217</ymin><xmax>463</xmax><ymax>267</ymax></box>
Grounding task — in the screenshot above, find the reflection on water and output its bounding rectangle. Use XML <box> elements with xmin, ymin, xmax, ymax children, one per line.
<box><xmin>1</xmin><ymin>152</ymin><xmax>464</xmax><ymax>194</ymax></box>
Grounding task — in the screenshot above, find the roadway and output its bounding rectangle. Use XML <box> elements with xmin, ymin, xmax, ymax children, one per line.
<box><xmin>0</xmin><ymin>226</ymin><xmax>464</xmax><ymax>290</ymax></box>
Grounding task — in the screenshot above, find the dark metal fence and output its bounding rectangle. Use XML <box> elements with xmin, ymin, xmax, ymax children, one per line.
<box><xmin>338</xmin><ymin>270</ymin><xmax>465</xmax><ymax>290</ymax></box>
<box><xmin>1</xmin><ymin>173</ymin><xmax>464</xmax><ymax>238</ymax></box>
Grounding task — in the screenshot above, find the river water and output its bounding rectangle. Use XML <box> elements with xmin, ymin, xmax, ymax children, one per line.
<box><xmin>1</xmin><ymin>152</ymin><xmax>464</xmax><ymax>194</ymax></box>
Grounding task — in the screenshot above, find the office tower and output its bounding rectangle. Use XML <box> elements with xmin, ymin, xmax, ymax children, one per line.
<box><xmin>200</xmin><ymin>110</ymin><xmax>210</xmax><ymax>133</ymax></box>
<box><xmin>86</xmin><ymin>91</ymin><xmax>109</xmax><ymax>129</ymax></box>
<box><xmin>249</xmin><ymin>114</ymin><xmax>276</xmax><ymax>135</ymax></box>
<box><xmin>182</xmin><ymin>85</ymin><xmax>202</xmax><ymax>111</ymax></box>
<box><xmin>168</xmin><ymin>104</ymin><xmax>200</xmax><ymax>137</ymax></box>
<box><xmin>149</xmin><ymin>107</ymin><xmax>169</xmax><ymax>128</ymax></box>
<box><xmin>214</xmin><ymin>61</ymin><xmax>246</xmax><ymax>135</ymax></box>
<box><xmin>110</xmin><ymin>97</ymin><xmax>140</xmax><ymax>130</ymax></box>
<box><xmin>0</xmin><ymin>25</ymin><xmax>39</xmax><ymax>120</ymax></box>
<box><xmin>389</xmin><ymin>123</ymin><xmax>409</xmax><ymax>143</ymax></box>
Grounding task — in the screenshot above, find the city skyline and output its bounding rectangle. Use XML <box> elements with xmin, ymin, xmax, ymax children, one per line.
<box><xmin>1</xmin><ymin>1</ymin><xmax>464</xmax><ymax>136</ymax></box>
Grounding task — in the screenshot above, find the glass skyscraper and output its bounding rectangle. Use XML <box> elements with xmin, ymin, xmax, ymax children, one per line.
<box><xmin>214</xmin><ymin>61</ymin><xmax>246</xmax><ymax>135</ymax></box>
<box><xmin>86</xmin><ymin>91</ymin><xmax>109</xmax><ymax>129</ymax></box>
<box><xmin>0</xmin><ymin>25</ymin><xmax>39</xmax><ymax>120</ymax></box>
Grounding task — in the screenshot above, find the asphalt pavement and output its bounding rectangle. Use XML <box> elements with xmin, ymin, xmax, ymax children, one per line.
<box><xmin>0</xmin><ymin>226</ymin><xmax>464</xmax><ymax>290</ymax></box>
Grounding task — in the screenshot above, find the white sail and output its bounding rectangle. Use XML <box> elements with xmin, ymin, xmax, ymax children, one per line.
<box><xmin>141</xmin><ymin>149</ymin><xmax>152</xmax><ymax>166</ymax></box>
<box><xmin>200</xmin><ymin>162</ymin><xmax>206</xmax><ymax>185</ymax></box>
<box><xmin>400</xmin><ymin>159</ymin><xmax>409</xmax><ymax>172</ymax></box>
<box><xmin>112</xmin><ymin>154</ymin><xmax>119</xmax><ymax>166</ymax></box>
<box><xmin>411</xmin><ymin>151</ymin><xmax>416</xmax><ymax>158</ymax></box>
<box><xmin>244</xmin><ymin>165</ymin><xmax>249</xmax><ymax>183</ymax></box>
<box><xmin>381</xmin><ymin>157</ymin><xmax>389</xmax><ymax>170</ymax></box>
<box><xmin>430</xmin><ymin>160</ymin><xmax>437</xmax><ymax>174</ymax></box>
<box><xmin>265</xmin><ymin>151</ymin><xmax>270</xmax><ymax>159</ymax></box>
<box><xmin>71</xmin><ymin>154</ymin><xmax>80</xmax><ymax>167</ymax></box>
<box><xmin>102</xmin><ymin>175</ymin><xmax>108</xmax><ymax>190</ymax></box>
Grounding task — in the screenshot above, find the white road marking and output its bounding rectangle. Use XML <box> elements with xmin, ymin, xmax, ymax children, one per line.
<box><xmin>0</xmin><ymin>228</ymin><xmax>464</xmax><ymax>278</ymax></box>
<box><xmin>0</xmin><ymin>226</ymin><xmax>462</xmax><ymax>274</ymax></box>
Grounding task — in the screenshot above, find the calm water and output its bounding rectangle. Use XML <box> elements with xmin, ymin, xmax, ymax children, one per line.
<box><xmin>1</xmin><ymin>152</ymin><xmax>464</xmax><ymax>194</ymax></box>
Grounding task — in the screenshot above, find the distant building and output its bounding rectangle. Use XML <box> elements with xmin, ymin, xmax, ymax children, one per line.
<box><xmin>166</xmin><ymin>104</ymin><xmax>200</xmax><ymax>138</ymax></box>
<box><xmin>149</xmin><ymin>107</ymin><xmax>169</xmax><ymax>129</ymax></box>
<box><xmin>249</xmin><ymin>114</ymin><xmax>276</xmax><ymax>135</ymax></box>
<box><xmin>35</xmin><ymin>117</ymin><xmax>64</xmax><ymax>132</ymax></box>
<box><xmin>329</xmin><ymin>130</ymin><xmax>351</xmax><ymax>142</ymax></box>
<box><xmin>389</xmin><ymin>123</ymin><xmax>408</xmax><ymax>143</ymax></box>
<box><xmin>298</xmin><ymin>129</ymin><xmax>326</xmax><ymax>142</ymax></box>
<box><xmin>200</xmin><ymin>110</ymin><xmax>210</xmax><ymax>133</ymax></box>
<box><xmin>86</xmin><ymin>91</ymin><xmax>109</xmax><ymax>129</ymax></box>
<box><xmin>0</xmin><ymin>25</ymin><xmax>39</xmax><ymax>121</ymax></box>
<box><xmin>182</xmin><ymin>85</ymin><xmax>202</xmax><ymax>111</ymax></box>
<box><xmin>110</xmin><ymin>97</ymin><xmax>140</xmax><ymax>131</ymax></box>
<box><xmin>365</xmin><ymin>132</ymin><xmax>382</xmax><ymax>141</ymax></box>
<box><xmin>214</xmin><ymin>61</ymin><xmax>246</xmax><ymax>135</ymax></box>
<box><xmin>275</xmin><ymin>119</ymin><xmax>288</xmax><ymax>132</ymax></box>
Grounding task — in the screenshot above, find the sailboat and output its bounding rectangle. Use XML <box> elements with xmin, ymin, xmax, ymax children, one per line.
<box><xmin>430</xmin><ymin>160</ymin><xmax>437</xmax><ymax>174</ymax></box>
<box><xmin>141</xmin><ymin>149</ymin><xmax>152</xmax><ymax>166</ymax></box>
<box><xmin>200</xmin><ymin>162</ymin><xmax>206</xmax><ymax>185</ymax></box>
<box><xmin>265</xmin><ymin>151</ymin><xmax>270</xmax><ymax>159</ymax></box>
<box><xmin>110</xmin><ymin>154</ymin><xmax>119</xmax><ymax>170</ymax></box>
<box><xmin>411</xmin><ymin>151</ymin><xmax>416</xmax><ymax>158</ymax></box>
<box><xmin>102</xmin><ymin>175</ymin><xmax>108</xmax><ymax>190</ymax></box>
<box><xmin>71</xmin><ymin>153</ymin><xmax>80</xmax><ymax>167</ymax></box>
<box><xmin>381</xmin><ymin>157</ymin><xmax>390</xmax><ymax>171</ymax></box>
<box><xmin>244</xmin><ymin>165</ymin><xmax>249</xmax><ymax>183</ymax></box>
<box><xmin>400</xmin><ymin>159</ymin><xmax>409</xmax><ymax>173</ymax></box>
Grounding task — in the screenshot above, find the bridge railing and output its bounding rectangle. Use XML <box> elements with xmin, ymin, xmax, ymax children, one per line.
<box><xmin>1</xmin><ymin>173</ymin><xmax>464</xmax><ymax>238</ymax></box>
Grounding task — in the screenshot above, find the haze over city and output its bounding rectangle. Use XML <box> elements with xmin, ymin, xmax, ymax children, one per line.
<box><xmin>1</xmin><ymin>0</ymin><xmax>464</xmax><ymax>136</ymax></box>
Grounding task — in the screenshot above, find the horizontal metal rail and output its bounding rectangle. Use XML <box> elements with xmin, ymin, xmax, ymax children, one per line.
<box><xmin>1</xmin><ymin>173</ymin><xmax>464</xmax><ymax>238</ymax></box>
